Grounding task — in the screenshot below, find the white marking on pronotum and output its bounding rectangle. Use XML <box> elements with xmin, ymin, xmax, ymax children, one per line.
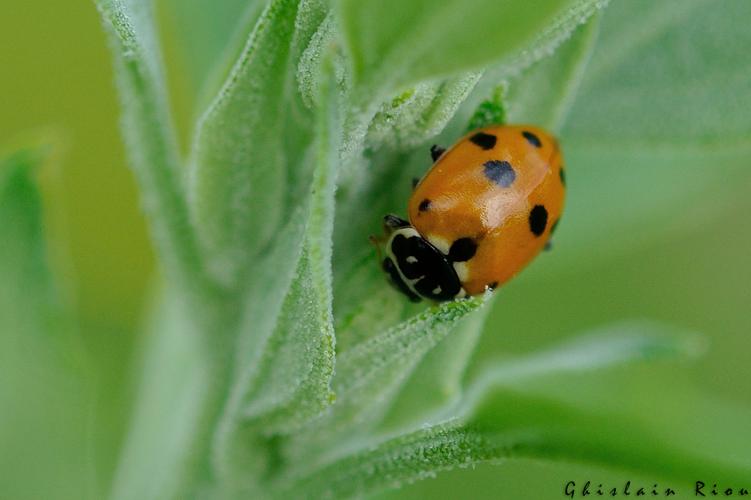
<box><xmin>426</xmin><ymin>234</ymin><xmax>451</xmax><ymax>254</ymax></box>
<box><xmin>386</xmin><ymin>226</ymin><xmax>468</xmax><ymax>300</ymax></box>
<box><xmin>453</xmin><ymin>261</ymin><xmax>469</xmax><ymax>283</ymax></box>
<box><xmin>385</xmin><ymin>227</ymin><xmax>423</xmax><ymax>298</ymax></box>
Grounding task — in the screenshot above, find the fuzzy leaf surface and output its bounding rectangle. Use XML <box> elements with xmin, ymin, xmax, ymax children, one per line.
<box><xmin>188</xmin><ymin>0</ymin><xmax>309</xmax><ymax>286</ymax></box>
<box><xmin>159</xmin><ymin>0</ymin><xmax>265</xmax><ymax>109</ymax></box>
<box><xmin>97</xmin><ymin>0</ymin><xmax>204</xmax><ymax>290</ymax></box>
<box><xmin>279</xmin><ymin>324</ymin><xmax>731</xmax><ymax>499</ymax></box>
<box><xmin>336</xmin><ymin>0</ymin><xmax>608</xmax><ymax>93</ymax></box>
<box><xmin>506</xmin><ymin>11</ymin><xmax>602</xmax><ymax>132</ymax></box>
<box><xmin>551</xmin><ymin>0</ymin><xmax>751</xmax><ymax>263</ymax></box>
<box><xmin>301</xmin><ymin>295</ymin><xmax>489</xmax><ymax>447</ymax></box>
<box><xmin>214</xmin><ymin>64</ymin><xmax>342</xmax><ymax>491</ymax></box>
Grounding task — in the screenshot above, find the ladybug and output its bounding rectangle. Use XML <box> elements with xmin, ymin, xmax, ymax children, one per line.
<box><xmin>378</xmin><ymin>125</ymin><xmax>565</xmax><ymax>302</ymax></box>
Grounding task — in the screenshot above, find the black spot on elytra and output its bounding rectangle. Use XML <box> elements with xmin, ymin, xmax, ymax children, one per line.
<box><xmin>529</xmin><ymin>205</ymin><xmax>548</xmax><ymax>236</ymax></box>
<box><xmin>383</xmin><ymin>257</ymin><xmax>420</xmax><ymax>302</ymax></box>
<box><xmin>522</xmin><ymin>130</ymin><xmax>542</xmax><ymax>148</ymax></box>
<box><xmin>470</xmin><ymin>132</ymin><xmax>497</xmax><ymax>150</ymax></box>
<box><xmin>559</xmin><ymin>166</ymin><xmax>566</xmax><ymax>186</ymax></box>
<box><xmin>448</xmin><ymin>238</ymin><xmax>477</xmax><ymax>262</ymax></box>
<box><xmin>483</xmin><ymin>160</ymin><xmax>516</xmax><ymax>187</ymax></box>
<box><xmin>418</xmin><ymin>199</ymin><xmax>431</xmax><ymax>212</ymax></box>
<box><xmin>389</xmin><ymin>234</ymin><xmax>461</xmax><ymax>301</ymax></box>
<box><xmin>430</xmin><ymin>144</ymin><xmax>446</xmax><ymax>162</ymax></box>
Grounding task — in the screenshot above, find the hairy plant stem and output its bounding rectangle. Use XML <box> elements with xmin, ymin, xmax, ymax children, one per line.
<box><xmin>98</xmin><ymin>2</ymin><xmax>246</xmax><ymax>496</ymax></box>
<box><xmin>172</xmin><ymin>293</ymin><xmax>240</xmax><ymax>499</ymax></box>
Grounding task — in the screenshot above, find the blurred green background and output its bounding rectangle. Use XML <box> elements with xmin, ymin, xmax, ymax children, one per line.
<box><xmin>1</xmin><ymin>1</ymin><xmax>750</xmax><ymax>499</ymax></box>
<box><xmin>0</xmin><ymin>2</ymin><xmax>153</xmax><ymax>330</ymax></box>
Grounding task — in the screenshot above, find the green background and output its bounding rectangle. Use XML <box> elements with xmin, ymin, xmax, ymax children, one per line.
<box><xmin>1</xmin><ymin>2</ymin><xmax>152</xmax><ymax>327</ymax></box>
<box><xmin>1</xmin><ymin>1</ymin><xmax>750</xmax><ymax>498</ymax></box>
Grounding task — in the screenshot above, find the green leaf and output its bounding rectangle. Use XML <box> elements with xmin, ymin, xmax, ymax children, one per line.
<box><xmin>332</xmin><ymin>257</ymin><xmax>416</xmax><ymax>353</ymax></box>
<box><xmin>242</xmin><ymin>55</ymin><xmax>340</xmax><ymax>433</ymax></box>
<box><xmin>0</xmin><ymin>146</ymin><xmax>90</xmax><ymax>500</ymax></box>
<box><xmin>320</xmin><ymin>4</ymin><xmax>608</xmax><ymax>453</ymax></box>
<box><xmin>462</xmin><ymin>391</ymin><xmax>751</xmax><ymax>493</ymax></box>
<box><xmin>302</xmin><ymin>295</ymin><xmax>490</xmax><ymax>447</ymax></box>
<box><xmin>109</xmin><ymin>290</ymin><xmax>216</xmax><ymax>500</ymax></box>
<box><xmin>158</xmin><ymin>0</ymin><xmax>265</xmax><ymax>109</ymax></box>
<box><xmin>328</xmin><ymin>69</ymin><xmax>499</xmax><ymax>425</ymax></box>
<box><xmin>296</xmin><ymin>11</ymin><xmax>337</xmax><ymax>110</ymax></box>
<box><xmin>91</xmin><ymin>1</ymin><xmax>751</xmax><ymax>499</ymax></box>
<box><xmin>460</xmin><ymin>320</ymin><xmax>705</xmax><ymax>406</ymax></box>
<box><xmin>282</xmin><ymin>423</ymin><xmax>487</xmax><ymax>498</ymax></box>
<box><xmin>329</xmin><ymin>6</ymin><xmax>609</xmax><ymax>328</ymax></box>
<box><xmin>98</xmin><ymin>4</ymin><xmax>243</xmax><ymax>497</ymax></box>
<box><xmin>330</xmin><ymin>149</ymin><xmax>423</xmax><ymax>344</ymax></box>
<box><xmin>279</xmin><ymin>324</ymin><xmax>722</xmax><ymax>499</ymax></box>
<box><xmin>506</xmin><ymin>11</ymin><xmax>602</xmax><ymax>132</ymax></box>
<box><xmin>96</xmin><ymin>0</ymin><xmax>207</xmax><ymax>295</ymax></box>
<box><xmin>365</xmin><ymin>73</ymin><xmax>482</xmax><ymax>150</ymax></box>
<box><xmin>375</xmin><ymin>300</ymin><xmax>492</xmax><ymax>432</ymax></box>
<box><xmin>239</xmin><ymin>251</ymin><xmax>336</xmax><ymax>433</ymax></box>
<box><xmin>566</xmin><ymin>0</ymin><xmax>751</xmax><ymax>146</ymax></box>
<box><xmin>188</xmin><ymin>0</ymin><xmax>323</xmax><ymax>287</ymax></box>
<box><xmin>287</xmin><ymin>395</ymin><xmax>751</xmax><ymax>499</ymax></box>
<box><xmin>466</xmin><ymin>84</ymin><xmax>507</xmax><ymax>131</ymax></box>
<box><xmin>331</xmin><ymin>0</ymin><xmax>608</xmax><ymax>167</ymax></box>
<box><xmin>425</xmin><ymin>321</ymin><xmax>703</xmax><ymax>432</ymax></box>
<box><xmin>211</xmin><ymin>60</ymin><xmax>342</xmax><ymax>491</ymax></box>
<box><xmin>540</xmin><ymin>0</ymin><xmax>751</xmax><ymax>264</ymax></box>
<box><xmin>0</xmin><ymin>146</ymin><xmax>59</xmax><ymax>331</ymax></box>
<box><xmin>216</xmin><ymin>0</ymin><xmax>333</xmax><ymax>403</ymax></box>
<box><xmin>336</xmin><ymin>0</ymin><xmax>609</xmax><ymax>93</ymax></box>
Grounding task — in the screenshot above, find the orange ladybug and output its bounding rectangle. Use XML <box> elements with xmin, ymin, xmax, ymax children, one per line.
<box><xmin>380</xmin><ymin>125</ymin><xmax>565</xmax><ymax>302</ymax></box>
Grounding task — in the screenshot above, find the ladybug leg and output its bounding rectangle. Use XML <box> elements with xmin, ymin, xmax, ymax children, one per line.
<box><xmin>373</xmin><ymin>215</ymin><xmax>409</xmax><ymax>249</ymax></box>
<box><xmin>369</xmin><ymin>234</ymin><xmax>384</xmax><ymax>258</ymax></box>
<box><xmin>430</xmin><ymin>144</ymin><xmax>445</xmax><ymax>162</ymax></box>
<box><xmin>544</xmin><ymin>240</ymin><xmax>553</xmax><ymax>251</ymax></box>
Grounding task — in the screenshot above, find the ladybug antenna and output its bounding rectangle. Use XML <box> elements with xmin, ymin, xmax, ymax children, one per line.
<box><xmin>369</xmin><ymin>234</ymin><xmax>384</xmax><ymax>262</ymax></box>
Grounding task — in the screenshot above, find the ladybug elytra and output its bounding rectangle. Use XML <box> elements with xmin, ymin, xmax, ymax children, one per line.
<box><xmin>379</xmin><ymin>125</ymin><xmax>565</xmax><ymax>302</ymax></box>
